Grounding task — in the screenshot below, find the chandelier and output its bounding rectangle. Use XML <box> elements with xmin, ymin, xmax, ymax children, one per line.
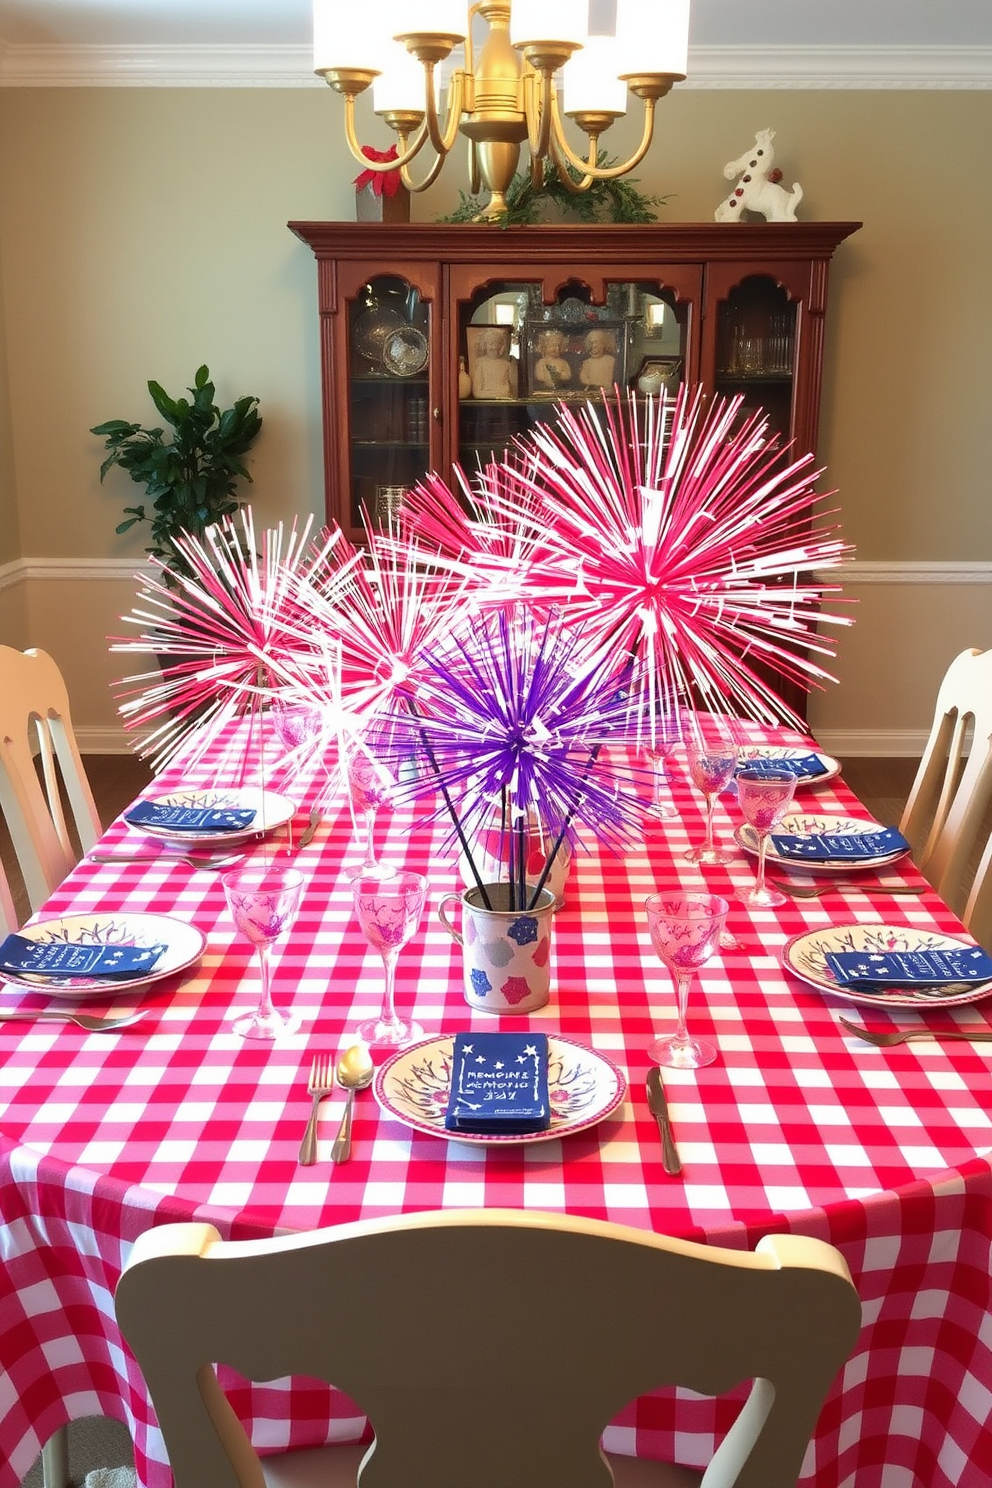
<box><xmin>313</xmin><ymin>0</ymin><xmax>690</xmax><ymax>219</ymax></box>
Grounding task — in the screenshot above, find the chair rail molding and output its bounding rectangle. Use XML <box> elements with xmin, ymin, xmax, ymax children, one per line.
<box><xmin>1</xmin><ymin>39</ymin><xmax>990</xmax><ymax>89</ymax></box>
<box><xmin>817</xmin><ymin>560</ymin><xmax>992</xmax><ymax>585</ymax></box>
<box><xmin>0</xmin><ymin>557</ymin><xmax>153</xmax><ymax>590</ymax></box>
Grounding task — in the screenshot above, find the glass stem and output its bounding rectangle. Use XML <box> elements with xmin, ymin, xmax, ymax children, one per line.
<box><xmin>378</xmin><ymin>946</ymin><xmax>401</xmax><ymax>1034</ymax></box>
<box><xmin>755</xmin><ymin>832</ymin><xmax>769</xmax><ymax>896</ymax></box>
<box><xmin>703</xmin><ymin>792</ymin><xmax>716</xmax><ymax>853</ymax></box>
<box><xmin>362</xmin><ymin>806</ymin><xmax>378</xmax><ymax>869</ymax></box>
<box><xmin>255</xmin><ymin>943</ymin><xmax>276</xmax><ymax>1024</ymax></box>
<box><xmin>674</xmin><ymin>971</ymin><xmax>694</xmax><ymax>1046</ymax></box>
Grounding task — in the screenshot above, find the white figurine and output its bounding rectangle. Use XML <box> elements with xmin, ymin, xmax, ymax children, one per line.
<box><xmin>715</xmin><ymin>128</ymin><xmax>803</xmax><ymax>224</ymax></box>
<box><xmin>579</xmin><ymin>328</ymin><xmax>617</xmax><ymax>389</ymax></box>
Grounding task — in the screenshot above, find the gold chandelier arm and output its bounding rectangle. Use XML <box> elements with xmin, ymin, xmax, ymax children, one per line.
<box><xmin>548</xmin><ymin>90</ymin><xmax>658</xmax><ymax>180</ymax></box>
<box><xmin>522</xmin><ymin>63</ymin><xmax>554</xmax><ymax>163</ymax></box>
<box><xmin>343</xmin><ymin>93</ymin><xmax>430</xmax><ymax>174</ymax></box>
<box><xmin>548</xmin><ymin>130</ymin><xmax>592</xmax><ymax>193</ymax></box>
<box><xmin>398</xmin><ymin>140</ymin><xmax>449</xmax><ymax>193</ymax></box>
<box><xmin>423</xmin><ymin>65</ymin><xmax>467</xmax><ymax>157</ymax></box>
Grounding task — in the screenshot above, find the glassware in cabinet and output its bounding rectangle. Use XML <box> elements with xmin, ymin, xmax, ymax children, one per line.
<box><xmin>347</xmin><ymin>274</ymin><xmax>432</xmax><ymax>530</ymax></box>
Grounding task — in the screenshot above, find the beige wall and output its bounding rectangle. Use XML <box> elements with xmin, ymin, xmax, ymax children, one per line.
<box><xmin>0</xmin><ymin>84</ymin><xmax>989</xmax><ymax>748</ymax></box>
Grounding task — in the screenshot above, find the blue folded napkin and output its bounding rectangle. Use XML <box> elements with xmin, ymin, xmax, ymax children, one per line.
<box><xmin>737</xmin><ymin>753</ymin><xmax>827</xmax><ymax>781</ymax></box>
<box><xmin>826</xmin><ymin>945</ymin><xmax>992</xmax><ymax>990</ymax></box>
<box><xmin>125</xmin><ymin>801</ymin><xmax>256</xmax><ymax>833</ymax></box>
<box><xmin>771</xmin><ymin>827</ymin><xmax>909</xmax><ymax>862</ymax></box>
<box><xmin>0</xmin><ymin>932</ymin><xmax>166</xmax><ymax>980</ymax></box>
<box><xmin>445</xmin><ymin>1031</ymin><xmax>551</xmax><ymax>1135</ymax></box>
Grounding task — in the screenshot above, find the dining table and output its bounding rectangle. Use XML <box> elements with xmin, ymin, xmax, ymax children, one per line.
<box><xmin>2</xmin><ymin>718</ymin><xmax>992</xmax><ymax>1488</ymax></box>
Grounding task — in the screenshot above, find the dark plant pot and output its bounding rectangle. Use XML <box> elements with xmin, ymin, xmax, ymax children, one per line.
<box><xmin>355</xmin><ymin>183</ymin><xmax>411</xmax><ymax>223</ymax></box>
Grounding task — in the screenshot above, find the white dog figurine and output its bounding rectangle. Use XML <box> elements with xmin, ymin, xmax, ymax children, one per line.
<box><xmin>715</xmin><ymin>128</ymin><xmax>803</xmax><ymax>224</ymax></box>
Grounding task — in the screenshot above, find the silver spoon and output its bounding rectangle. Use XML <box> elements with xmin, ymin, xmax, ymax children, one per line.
<box><xmin>330</xmin><ymin>1044</ymin><xmax>375</xmax><ymax>1164</ymax></box>
<box><xmin>0</xmin><ymin>1009</ymin><xmax>147</xmax><ymax>1032</ymax></box>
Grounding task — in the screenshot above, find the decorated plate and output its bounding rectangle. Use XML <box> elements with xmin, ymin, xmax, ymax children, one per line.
<box><xmin>375</xmin><ymin>1034</ymin><xmax>627</xmax><ymax>1146</ymax></box>
<box><xmin>735</xmin><ymin>746</ymin><xmax>841</xmax><ymax>787</ymax></box>
<box><xmin>125</xmin><ymin>788</ymin><xmax>295</xmax><ymax>846</ymax></box>
<box><xmin>783</xmin><ymin>923</ymin><xmax>992</xmax><ymax>1009</ymax></box>
<box><xmin>735</xmin><ymin>812</ymin><xmax>910</xmax><ymax>875</ymax></box>
<box><xmin>382</xmin><ymin>326</ymin><xmax>428</xmax><ymax>376</ymax></box>
<box><xmin>0</xmin><ymin>912</ymin><xmax>206</xmax><ymax>1000</ymax></box>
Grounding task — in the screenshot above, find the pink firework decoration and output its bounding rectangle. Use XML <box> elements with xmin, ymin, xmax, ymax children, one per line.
<box><xmin>111</xmin><ymin>509</ymin><xmax>359</xmax><ymax>771</ymax></box>
<box><xmin>301</xmin><ymin>510</ymin><xmax>487</xmax><ymax>721</ymax></box>
<box><xmin>403</xmin><ymin>387</ymin><xmax>852</xmax><ymax>732</ymax></box>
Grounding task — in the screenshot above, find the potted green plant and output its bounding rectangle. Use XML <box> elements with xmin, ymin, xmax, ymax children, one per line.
<box><xmin>92</xmin><ymin>364</ymin><xmax>262</xmax><ymax>581</ymax></box>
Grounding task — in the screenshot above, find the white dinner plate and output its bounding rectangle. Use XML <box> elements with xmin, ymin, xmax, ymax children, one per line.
<box><xmin>783</xmin><ymin>923</ymin><xmax>992</xmax><ymax>1009</ymax></box>
<box><xmin>735</xmin><ymin>812</ymin><xmax>910</xmax><ymax>876</ymax></box>
<box><xmin>375</xmin><ymin>1034</ymin><xmax>627</xmax><ymax>1146</ymax></box>
<box><xmin>0</xmin><ymin>912</ymin><xmax>206</xmax><ymax>1000</ymax></box>
<box><xmin>735</xmin><ymin>746</ymin><xmax>841</xmax><ymax>788</ymax></box>
<box><xmin>125</xmin><ymin>788</ymin><xmax>295</xmax><ymax>847</ymax></box>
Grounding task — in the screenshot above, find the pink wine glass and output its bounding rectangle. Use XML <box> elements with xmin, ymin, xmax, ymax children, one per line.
<box><xmin>645</xmin><ymin>734</ymin><xmax>679</xmax><ymax>820</ymax></box>
<box><xmin>346</xmin><ymin>741</ymin><xmax>394</xmax><ymax>878</ymax></box>
<box><xmin>684</xmin><ymin>737</ymin><xmax>739</xmax><ymax>865</ymax></box>
<box><xmin>736</xmin><ymin>767</ymin><xmax>797</xmax><ymax>907</ymax></box>
<box><xmin>645</xmin><ymin>891</ymin><xmax>728</xmax><ymax>1069</ymax></box>
<box><xmin>352</xmin><ymin>869</ymin><xmax>428</xmax><ymax>1047</ymax></box>
<box><xmin>222</xmin><ymin>865</ymin><xmax>304</xmax><ymax>1040</ymax></box>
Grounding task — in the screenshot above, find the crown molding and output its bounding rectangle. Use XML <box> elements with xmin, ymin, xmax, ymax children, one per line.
<box><xmin>1</xmin><ymin>40</ymin><xmax>990</xmax><ymax>89</ymax></box>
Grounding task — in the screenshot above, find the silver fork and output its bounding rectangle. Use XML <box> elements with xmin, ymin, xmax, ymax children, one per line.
<box><xmin>89</xmin><ymin>851</ymin><xmax>245</xmax><ymax>871</ymax></box>
<box><xmin>298</xmin><ymin>1053</ymin><xmax>335</xmax><ymax>1166</ymax></box>
<box><xmin>0</xmin><ymin>1009</ymin><xmax>146</xmax><ymax>1032</ymax></box>
<box><xmin>838</xmin><ymin>1015</ymin><xmax>992</xmax><ymax>1047</ymax></box>
<box><xmin>772</xmin><ymin>880</ymin><xmax>926</xmax><ymax>900</ymax></box>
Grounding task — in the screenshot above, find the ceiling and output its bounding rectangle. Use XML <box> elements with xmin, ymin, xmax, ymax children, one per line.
<box><xmin>1</xmin><ymin>0</ymin><xmax>990</xmax><ymax>85</ymax></box>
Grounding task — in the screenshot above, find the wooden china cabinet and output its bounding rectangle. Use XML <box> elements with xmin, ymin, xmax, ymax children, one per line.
<box><xmin>289</xmin><ymin>220</ymin><xmax>860</xmax><ymax>545</ymax></box>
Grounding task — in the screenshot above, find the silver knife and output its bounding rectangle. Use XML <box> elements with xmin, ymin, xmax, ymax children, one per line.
<box><xmin>646</xmin><ymin>1066</ymin><xmax>682</xmax><ymax>1176</ymax></box>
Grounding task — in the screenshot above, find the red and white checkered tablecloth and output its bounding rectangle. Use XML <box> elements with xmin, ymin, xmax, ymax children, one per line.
<box><xmin>2</xmin><ymin>724</ymin><xmax>992</xmax><ymax>1488</ymax></box>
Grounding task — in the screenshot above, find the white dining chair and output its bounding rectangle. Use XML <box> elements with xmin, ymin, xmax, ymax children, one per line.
<box><xmin>899</xmin><ymin>647</ymin><xmax>992</xmax><ymax>918</ymax></box>
<box><xmin>0</xmin><ymin>645</ymin><xmax>101</xmax><ymax>914</ymax></box>
<box><xmin>0</xmin><ymin>841</ymin><xmax>75</xmax><ymax>1488</ymax></box>
<box><xmin>964</xmin><ymin>826</ymin><xmax>992</xmax><ymax>951</ymax></box>
<box><xmin>0</xmin><ymin>857</ymin><xmax>17</xmax><ymax>939</ymax></box>
<box><xmin>116</xmin><ymin>1208</ymin><xmax>861</xmax><ymax>1488</ymax></box>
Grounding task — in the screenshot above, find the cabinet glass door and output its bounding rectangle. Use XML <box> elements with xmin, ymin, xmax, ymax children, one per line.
<box><xmin>714</xmin><ymin>276</ymin><xmax>796</xmax><ymax>441</ymax></box>
<box><xmin>348</xmin><ymin>274</ymin><xmax>432</xmax><ymax>529</ymax></box>
<box><xmin>456</xmin><ymin>279</ymin><xmax>690</xmax><ymax>480</ymax></box>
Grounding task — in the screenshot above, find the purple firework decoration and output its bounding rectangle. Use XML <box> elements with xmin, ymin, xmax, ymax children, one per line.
<box><xmin>376</xmin><ymin>606</ymin><xmax>653</xmax><ymax>910</ymax></box>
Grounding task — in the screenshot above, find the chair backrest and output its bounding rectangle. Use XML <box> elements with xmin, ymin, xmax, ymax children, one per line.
<box><xmin>964</xmin><ymin>826</ymin><xmax>992</xmax><ymax>951</ymax></box>
<box><xmin>0</xmin><ymin>646</ymin><xmax>101</xmax><ymax>913</ymax></box>
<box><xmin>899</xmin><ymin>647</ymin><xmax>992</xmax><ymax>915</ymax></box>
<box><xmin>0</xmin><ymin>857</ymin><xmax>17</xmax><ymax>937</ymax></box>
<box><xmin>116</xmin><ymin>1209</ymin><xmax>861</xmax><ymax>1488</ymax></box>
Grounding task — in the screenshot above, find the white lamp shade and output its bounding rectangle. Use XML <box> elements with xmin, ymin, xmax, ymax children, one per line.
<box><xmin>510</xmin><ymin>0</ymin><xmax>587</xmax><ymax>48</ymax></box>
<box><xmin>616</xmin><ymin>0</ymin><xmax>690</xmax><ymax>76</ymax></box>
<box><xmin>398</xmin><ymin>0</ymin><xmax>466</xmax><ymax>37</ymax></box>
<box><xmin>562</xmin><ymin>35</ymin><xmax>627</xmax><ymax>115</ymax></box>
<box><xmin>374</xmin><ymin>42</ymin><xmax>437</xmax><ymax>113</ymax></box>
<box><xmin>313</xmin><ymin>0</ymin><xmax>402</xmax><ymax>73</ymax></box>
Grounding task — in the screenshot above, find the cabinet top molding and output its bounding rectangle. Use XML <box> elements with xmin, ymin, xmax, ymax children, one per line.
<box><xmin>289</xmin><ymin>221</ymin><xmax>861</xmax><ymax>265</ymax></box>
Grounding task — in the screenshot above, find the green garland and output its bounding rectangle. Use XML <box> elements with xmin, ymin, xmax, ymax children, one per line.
<box><xmin>437</xmin><ymin>155</ymin><xmax>667</xmax><ymax>227</ymax></box>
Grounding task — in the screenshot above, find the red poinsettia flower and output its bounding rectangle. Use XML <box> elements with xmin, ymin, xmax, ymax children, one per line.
<box><xmin>354</xmin><ymin>145</ymin><xmax>403</xmax><ymax>198</ymax></box>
